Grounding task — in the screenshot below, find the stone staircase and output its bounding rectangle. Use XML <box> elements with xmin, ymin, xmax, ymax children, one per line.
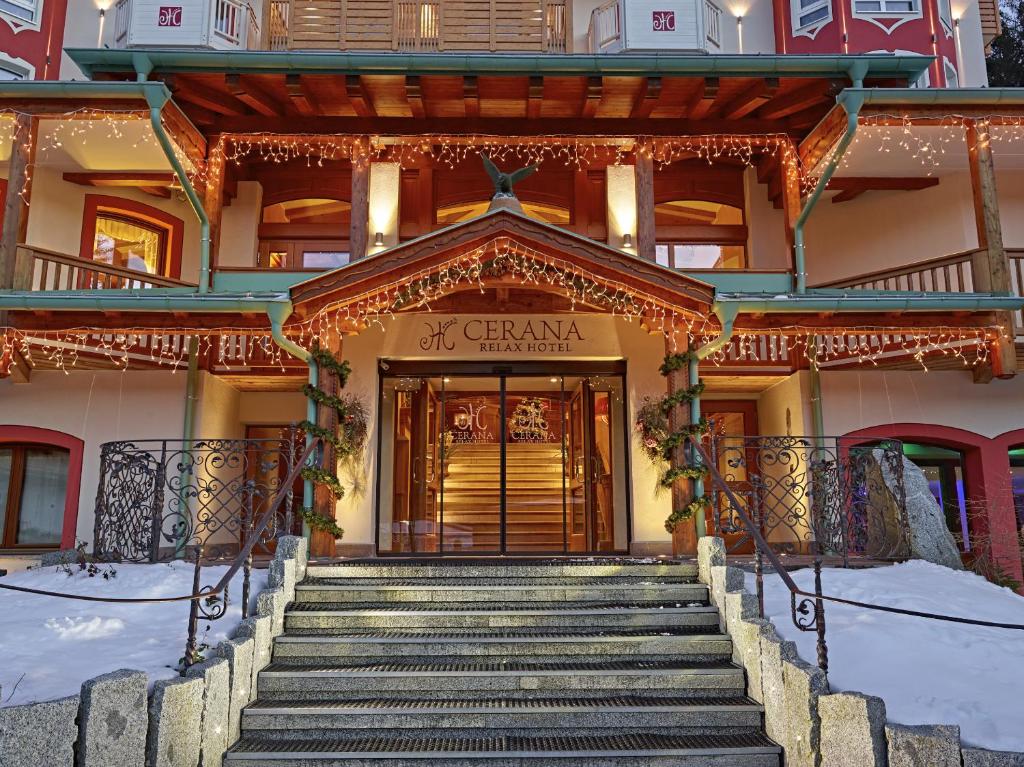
<box><xmin>224</xmin><ymin>559</ymin><xmax>782</xmax><ymax>766</ymax></box>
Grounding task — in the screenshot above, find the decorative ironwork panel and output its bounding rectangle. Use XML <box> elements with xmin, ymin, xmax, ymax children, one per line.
<box><xmin>93</xmin><ymin>430</ymin><xmax>302</xmax><ymax>563</ymax></box>
<box><xmin>709</xmin><ymin>435</ymin><xmax>909</xmax><ymax>561</ymax></box>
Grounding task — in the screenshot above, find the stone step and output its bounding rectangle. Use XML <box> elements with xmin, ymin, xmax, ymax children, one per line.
<box><xmin>270</xmin><ymin>629</ymin><xmax>732</xmax><ymax>665</ymax></box>
<box><xmin>224</xmin><ymin>732</ymin><xmax>782</xmax><ymax>767</ymax></box>
<box><xmin>284</xmin><ymin>604</ymin><xmax>717</xmax><ymax>631</ymax></box>
<box><xmin>255</xmin><ymin>660</ymin><xmax>748</xmax><ymax>701</ymax></box>
<box><xmin>303</xmin><ymin>561</ymin><xmax>698</xmax><ymax>580</ymax></box>
<box><xmin>293</xmin><ymin>581</ymin><xmax>708</xmax><ymax>605</ymax></box>
<box><xmin>239</xmin><ymin>695</ymin><xmax>765</xmax><ymax>738</ymax></box>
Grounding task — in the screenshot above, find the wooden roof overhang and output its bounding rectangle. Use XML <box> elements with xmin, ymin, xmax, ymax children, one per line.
<box><xmin>288</xmin><ymin>208</ymin><xmax>717</xmax><ymax>331</ymax></box>
<box><xmin>800</xmin><ymin>87</ymin><xmax>1024</xmax><ymax>171</ymax></box>
<box><xmin>66</xmin><ymin>50</ymin><xmax>930</xmax><ymax>140</ymax></box>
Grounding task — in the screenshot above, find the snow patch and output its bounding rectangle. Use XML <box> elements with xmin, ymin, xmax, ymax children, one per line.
<box><xmin>751</xmin><ymin>560</ymin><xmax>1024</xmax><ymax>752</ymax></box>
<box><xmin>0</xmin><ymin>561</ymin><xmax>267</xmax><ymax>707</ymax></box>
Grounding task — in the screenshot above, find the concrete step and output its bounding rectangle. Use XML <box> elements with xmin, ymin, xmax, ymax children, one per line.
<box><xmin>270</xmin><ymin>629</ymin><xmax>732</xmax><ymax>665</ymax></box>
<box><xmin>240</xmin><ymin>695</ymin><xmax>765</xmax><ymax>738</ymax></box>
<box><xmin>255</xmin><ymin>660</ymin><xmax>748</xmax><ymax>701</ymax></box>
<box><xmin>303</xmin><ymin>562</ymin><xmax>698</xmax><ymax>580</ymax></box>
<box><xmin>293</xmin><ymin>581</ymin><xmax>707</xmax><ymax>605</ymax></box>
<box><xmin>225</xmin><ymin>732</ymin><xmax>782</xmax><ymax>766</ymax></box>
<box><xmin>284</xmin><ymin>604</ymin><xmax>717</xmax><ymax>631</ymax></box>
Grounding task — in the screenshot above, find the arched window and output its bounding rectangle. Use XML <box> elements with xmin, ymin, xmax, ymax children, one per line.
<box><xmin>654</xmin><ymin>200</ymin><xmax>746</xmax><ymax>269</ymax></box>
<box><xmin>258</xmin><ymin>197</ymin><xmax>351</xmax><ymax>269</ymax></box>
<box><xmin>80</xmin><ymin>195</ymin><xmax>184</xmax><ymax>280</ymax></box>
<box><xmin>0</xmin><ymin>427</ymin><xmax>82</xmax><ymax>550</ymax></box>
<box><xmin>1010</xmin><ymin>446</ymin><xmax>1024</xmax><ymax>533</ymax></box>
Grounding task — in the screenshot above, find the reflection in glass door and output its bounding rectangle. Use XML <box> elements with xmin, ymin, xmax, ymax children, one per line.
<box><xmin>378</xmin><ymin>367</ymin><xmax>628</xmax><ymax>555</ymax></box>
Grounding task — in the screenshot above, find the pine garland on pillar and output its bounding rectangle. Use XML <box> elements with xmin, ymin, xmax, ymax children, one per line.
<box><xmin>298</xmin><ymin>343</ymin><xmax>352</xmax><ymax>541</ymax></box>
<box><xmin>658</xmin><ymin>351</ymin><xmax>712</xmax><ymax>535</ymax></box>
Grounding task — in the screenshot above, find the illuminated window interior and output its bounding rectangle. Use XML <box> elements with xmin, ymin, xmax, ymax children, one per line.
<box><xmin>436</xmin><ymin>200</ymin><xmax>571</xmax><ymax>227</ymax></box>
<box><xmin>92</xmin><ymin>213</ymin><xmax>169</xmax><ymax>275</ymax></box>
<box><xmin>655</xmin><ymin>200</ymin><xmax>746</xmax><ymax>269</ymax></box>
<box><xmin>261</xmin><ymin>198</ymin><xmax>351</xmax><ymax>226</ymax></box>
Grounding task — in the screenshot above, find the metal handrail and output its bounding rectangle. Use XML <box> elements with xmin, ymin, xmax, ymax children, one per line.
<box><xmin>690</xmin><ymin>439</ymin><xmax>1024</xmax><ymax>676</ymax></box>
<box><xmin>0</xmin><ymin>436</ymin><xmax>321</xmax><ymax>604</ymax></box>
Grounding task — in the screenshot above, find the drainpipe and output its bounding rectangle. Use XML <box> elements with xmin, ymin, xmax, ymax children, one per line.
<box><xmin>689</xmin><ymin>304</ymin><xmax>739</xmax><ymax>538</ymax></box>
<box><xmin>143</xmin><ymin>89</ymin><xmax>211</xmax><ymax>294</ymax></box>
<box><xmin>267</xmin><ymin>303</ymin><xmax>317</xmax><ymax>527</ymax></box>
<box><xmin>794</xmin><ymin>73</ymin><xmax>867</xmax><ymax>294</ymax></box>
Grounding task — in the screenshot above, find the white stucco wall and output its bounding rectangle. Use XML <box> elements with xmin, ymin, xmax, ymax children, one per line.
<box><xmin>219</xmin><ymin>181</ymin><xmax>263</xmax><ymax>269</ymax></box>
<box><xmin>744</xmin><ymin>166</ymin><xmax>790</xmax><ymax>271</ymax></box>
<box><xmin>820</xmin><ymin>370</ymin><xmax>1024</xmax><ymax>440</ymax></box>
<box><xmin>59</xmin><ymin>2</ymin><xmax>112</xmax><ymax>80</ymax></box>
<box><xmin>757</xmin><ymin>371</ymin><xmax>812</xmax><ymax>437</ymax></box>
<box><xmin>0</xmin><ymin>371</ymin><xmax>187</xmax><ymax>545</ymax></box>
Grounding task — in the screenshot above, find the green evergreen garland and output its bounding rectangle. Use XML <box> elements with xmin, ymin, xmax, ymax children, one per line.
<box><xmin>300</xmin><ymin>342</ymin><xmax>349</xmax><ymax>539</ymax></box>
<box><xmin>656</xmin><ymin>351</ymin><xmax>711</xmax><ymax>533</ymax></box>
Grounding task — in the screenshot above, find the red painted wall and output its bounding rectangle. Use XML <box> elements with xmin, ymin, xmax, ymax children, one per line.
<box><xmin>0</xmin><ymin>0</ymin><xmax>69</xmax><ymax>80</ymax></box>
<box><xmin>773</xmin><ymin>0</ymin><xmax>959</xmax><ymax>86</ymax></box>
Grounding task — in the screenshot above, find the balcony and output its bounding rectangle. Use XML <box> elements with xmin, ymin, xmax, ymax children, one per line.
<box><xmin>587</xmin><ymin>0</ymin><xmax>722</xmax><ymax>54</ymax></box>
<box><xmin>113</xmin><ymin>0</ymin><xmax>570</xmax><ymax>53</ymax></box>
<box><xmin>16</xmin><ymin>246</ymin><xmax>195</xmax><ymax>291</ymax></box>
<box><xmin>113</xmin><ymin>0</ymin><xmax>260</xmax><ymax>50</ymax></box>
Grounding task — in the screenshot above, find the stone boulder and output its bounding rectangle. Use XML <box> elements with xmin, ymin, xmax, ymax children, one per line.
<box><xmin>870</xmin><ymin>450</ymin><xmax>962</xmax><ymax>569</ymax></box>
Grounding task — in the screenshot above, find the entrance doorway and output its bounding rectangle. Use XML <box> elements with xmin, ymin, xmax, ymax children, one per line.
<box><xmin>376</xmin><ymin>362</ymin><xmax>629</xmax><ymax>555</ymax></box>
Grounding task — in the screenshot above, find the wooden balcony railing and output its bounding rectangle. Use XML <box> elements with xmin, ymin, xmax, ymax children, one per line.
<box><xmin>286</xmin><ymin>0</ymin><xmax>570</xmax><ymax>52</ymax></box>
<box><xmin>815</xmin><ymin>248</ymin><xmax>1024</xmax><ymax>337</ymax></box>
<box><xmin>16</xmin><ymin>246</ymin><xmax>195</xmax><ymax>291</ymax></box>
<box><xmin>261</xmin><ymin>0</ymin><xmax>290</xmax><ymax>51</ymax></box>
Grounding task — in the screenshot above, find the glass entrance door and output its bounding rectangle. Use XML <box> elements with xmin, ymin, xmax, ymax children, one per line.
<box><xmin>377</xmin><ymin>366</ymin><xmax>628</xmax><ymax>555</ymax></box>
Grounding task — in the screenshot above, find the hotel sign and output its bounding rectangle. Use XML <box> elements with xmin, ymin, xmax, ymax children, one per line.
<box><xmin>418</xmin><ymin>317</ymin><xmax>586</xmax><ymax>354</ymax></box>
<box><xmin>158</xmin><ymin>6</ymin><xmax>183</xmax><ymax>26</ymax></box>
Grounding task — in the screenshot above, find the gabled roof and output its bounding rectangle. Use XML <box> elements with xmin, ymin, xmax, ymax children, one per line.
<box><xmin>289</xmin><ymin>208</ymin><xmax>716</xmax><ymax>319</ymax></box>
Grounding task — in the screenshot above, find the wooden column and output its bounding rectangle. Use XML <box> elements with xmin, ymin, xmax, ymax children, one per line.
<box><xmin>311</xmin><ymin>334</ymin><xmax>343</xmax><ymax>557</ymax></box>
<box><xmin>203</xmin><ymin>134</ymin><xmax>226</xmax><ymax>273</ymax></box>
<box><xmin>780</xmin><ymin>152</ymin><xmax>802</xmax><ymax>259</ymax></box>
<box><xmin>635</xmin><ymin>144</ymin><xmax>656</xmax><ymax>262</ymax></box>
<box><xmin>966</xmin><ymin>119</ymin><xmax>1016</xmax><ymax>378</ymax></box>
<box><xmin>0</xmin><ymin>115</ymin><xmax>35</xmax><ymax>291</ymax></box>
<box><xmin>350</xmin><ymin>139</ymin><xmax>371</xmax><ymax>262</ymax></box>
<box><xmin>664</xmin><ymin>333</ymin><xmax>695</xmax><ymax>551</ymax></box>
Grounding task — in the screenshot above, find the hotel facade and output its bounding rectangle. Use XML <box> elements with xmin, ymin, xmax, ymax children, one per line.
<box><xmin>0</xmin><ymin>0</ymin><xmax>1022</xmax><ymax>583</ymax></box>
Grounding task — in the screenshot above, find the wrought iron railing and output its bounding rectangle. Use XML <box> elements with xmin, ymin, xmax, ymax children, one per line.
<box><xmin>692</xmin><ymin>437</ymin><xmax>1024</xmax><ymax>680</ymax></box>
<box><xmin>0</xmin><ymin>436</ymin><xmax>319</xmax><ymax>671</ymax></box>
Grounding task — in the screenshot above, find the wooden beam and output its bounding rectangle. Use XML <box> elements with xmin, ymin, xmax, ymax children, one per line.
<box><xmin>226</xmin><ymin>74</ymin><xmax>283</xmax><ymax>117</ymax></box>
<box><xmin>463</xmin><ymin>76</ymin><xmax>479</xmax><ymax>118</ymax></box>
<box><xmin>0</xmin><ymin>114</ymin><xmax>34</xmax><ymax>298</ymax></box>
<box><xmin>527</xmin><ymin>76</ymin><xmax>544</xmax><ymax>120</ymax></box>
<box><xmin>405</xmin><ymin>75</ymin><xmax>425</xmax><ymax>119</ymax></box>
<box><xmin>161</xmin><ymin>98</ymin><xmax>208</xmax><ymax>166</ymax></box>
<box><xmin>285</xmin><ymin>74</ymin><xmax>317</xmax><ymax>116</ymax></box>
<box><xmin>967</xmin><ymin>118</ymin><xmax>1015</xmax><ymax>378</ymax></box>
<box><xmin>828</xmin><ymin>176</ymin><xmax>940</xmax><ymax>203</ymax></box>
<box><xmin>758</xmin><ymin>78</ymin><xmax>841</xmax><ymax>120</ymax></box>
<box><xmin>635</xmin><ymin>142</ymin><xmax>656</xmax><ymax>262</ymax></box>
<box><xmin>346</xmin><ymin>75</ymin><xmax>375</xmax><ymax>118</ymax></box>
<box><xmin>630</xmin><ymin>77</ymin><xmax>662</xmax><ymax>119</ymax></box>
<box><xmin>204</xmin><ymin>133</ymin><xmax>226</xmax><ymax>273</ymax></box>
<box><xmin>350</xmin><ymin>140</ymin><xmax>371</xmax><ymax>262</ymax></box>
<box><xmin>718</xmin><ymin>77</ymin><xmax>779</xmax><ymax>120</ymax></box>
<box><xmin>684</xmin><ymin>77</ymin><xmax>720</xmax><ymax>120</ymax></box>
<box><xmin>63</xmin><ymin>172</ymin><xmax>176</xmax><ymax>189</ymax></box>
<box><xmin>581</xmin><ymin>76</ymin><xmax>603</xmax><ymax>118</ymax></box>
<box><xmin>780</xmin><ymin>152</ymin><xmax>801</xmax><ymax>259</ymax></box>
<box><xmin>166</xmin><ymin>76</ymin><xmax>248</xmax><ymax>116</ymax></box>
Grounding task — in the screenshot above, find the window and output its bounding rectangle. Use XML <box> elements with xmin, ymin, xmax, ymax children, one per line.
<box><xmin>792</xmin><ymin>0</ymin><xmax>832</xmax><ymax>33</ymax></box>
<box><xmin>944</xmin><ymin>58</ymin><xmax>960</xmax><ymax>88</ymax></box>
<box><xmin>258</xmin><ymin>197</ymin><xmax>352</xmax><ymax>270</ymax></box>
<box><xmin>0</xmin><ymin>0</ymin><xmax>37</xmax><ymax>23</ymax></box>
<box><xmin>938</xmin><ymin>0</ymin><xmax>953</xmax><ymax>31</ymax></box>
<box><xmin>654</xmin><ymin>200</ymin><xmax>747</xmax><ymax>269</ymax></box>
<box><xmin>0</xmin><ymin>53</ymin><xmax>33</xmax><ymax>81</ymax></box>
<box><xmin>1010</xmin><ymin>448</ymin><xmax>1024</xmax><ymax>533</ymax></box>
<box><xmin>0</xmin><ymin>444</ymin><xmax>69</xmax><ymax>548</ymax></box>
<box><xmin>93</xmin><ymin>213</ymin><xmax>170</xmax><ymax>275</ymax></box>
<box><xmin>853</xmin><ymin>0</ymin><xmax>918</xmax><ymax>13</ymax></box>
<box><xmin>903</xmin><ymin>442</ymin><xmax>970</xmax><ymax>552</ymax></box>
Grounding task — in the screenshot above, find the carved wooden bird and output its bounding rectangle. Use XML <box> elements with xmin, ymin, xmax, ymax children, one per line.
<box><xmin>482</xmin><ymin>153</ymin><xmax>539</xmax><ymax>198</ymax></box>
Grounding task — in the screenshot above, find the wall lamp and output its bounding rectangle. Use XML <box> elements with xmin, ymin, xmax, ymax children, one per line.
<box><xmin>374</xmin><ymin>232</ymin><xmax>385</xmax><ymax>247</ymax></box>
<box><xmin>622</xmin><ymin>233</ymin><xmax>634</xmax><ymax>249</ymax></box>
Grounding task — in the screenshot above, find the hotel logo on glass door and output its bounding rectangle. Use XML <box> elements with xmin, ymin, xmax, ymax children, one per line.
<box><xmin>418</xmin><ymin>317</ymin><xmax>585</xmax><ymax>354</ymax></box>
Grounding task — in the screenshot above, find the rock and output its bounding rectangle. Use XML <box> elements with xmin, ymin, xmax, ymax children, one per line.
<box><xmin>256</xmin><ymin>587</ymin><xmax>287</xmax><ymax>636</ymax></box>
<box><xmin>218</xmin><ymin>637</ymin><xmax>255</xmax><ymax>744</ymax></box>
<box><xmin>146</xmin><ymin>676</ymin><xmax>204</xmax><ymax>767</ymax></box>
<box><xmin>77</xmin><ymin>669</ymin><xmax>148</xmax><ymax>767</ymax></box>
<box><xmin>186</xmin><ymin>657</ymin><xmax>231</xmax><ymax>767</ymax></box>
<box><xmin>274</xmin><ymin>536</ymin><xmax>308</xmax><ymax>581</ymax></box>
<box><xmin>886</xmin><ymin>723</ymin><xmax>961</xmax><ymax>767</ymax></box>
<box><xmin>234</xmin><ymin>614</ymin><xmax>274</xmax><ymax>686</ymax></box>
<box><xmin>819</xmin><ymin>691</ymin><xmax>887</xmax><ymax>767</ymax></box>
<box><xmin>759</xmin><ymin>622</ymin><xmax>798</xmax><ymax>747</ymax></box>
<box><xmin>962</xmin><ymin>747</ymin><xmax>1024</xmax><ymax>766</ymax></box>
<box><xmin>39</xmin><ymin>549</ymin><xmax>80</xmax><ymax>567</ymax></box>
<box><xmin>697</xmin><ymin>536</ymin><xmax>726</xmax><ymax>585</ymax></box>
<box><xmin>267</xmin><ymin>557</ymin><xmax>297</xmax><ymax>604</ymax></box>
<box><xmin>732</xmin><ymin>618</ymin><xmax>769</xmax><ymax>703</ymax></box>
<box><xmin>781</xmin><ymin>658</ymin><xmax>827</xmax><ymax>767</ymax></box>
<box><xmin>0</xmin><ymin>696</ymin><xmax>79</xmax><ymax>767</ymax></box>
<box><xmin>876</xmin><ymin>450</ymin><xmax>963</xmax><ymax>569</ymax></box>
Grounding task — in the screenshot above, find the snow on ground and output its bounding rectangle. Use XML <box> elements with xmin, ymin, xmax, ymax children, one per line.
<box><xmin>751</xmin><ymin>561</ymin><xmax>1024</xmax><ymax>752</ymax></box>
<box><xmin>0</xmin><ymin>561</ymin><xmax>266</xmax><ymax>707</ymax></box>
